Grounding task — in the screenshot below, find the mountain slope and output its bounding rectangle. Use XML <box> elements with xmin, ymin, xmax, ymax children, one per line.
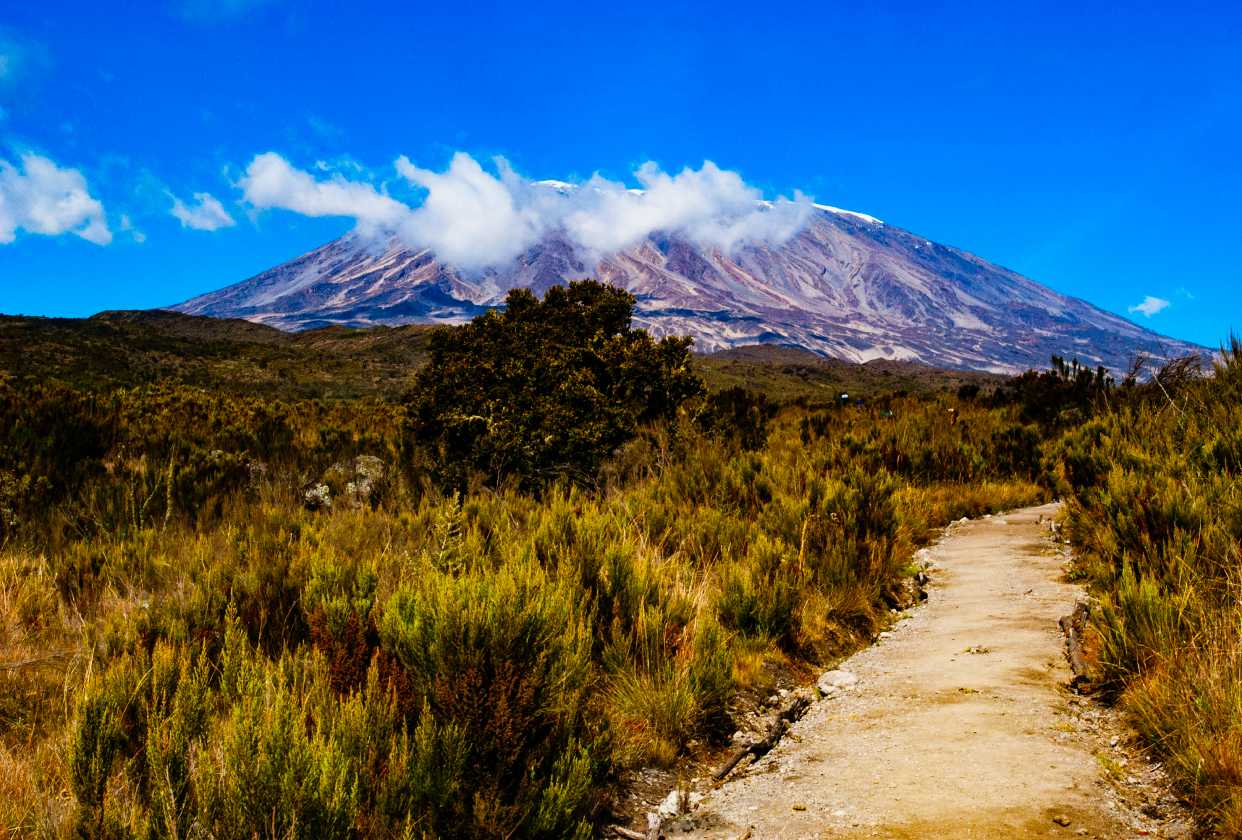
<box><xmin>172</xmin><ymin>206</ymin><xmax>1200</xmax><ymax>373</ymax></box>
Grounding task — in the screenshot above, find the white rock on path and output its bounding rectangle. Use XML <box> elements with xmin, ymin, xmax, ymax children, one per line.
<box><xmin>657</xmin><ymin>789</ymin><xmax>702</xmax><ymax>820</ymax></box>
<box><xmin>817</xmin><ymin>669</ymin><xmax>858</xmax><ymax>694</ymax></box>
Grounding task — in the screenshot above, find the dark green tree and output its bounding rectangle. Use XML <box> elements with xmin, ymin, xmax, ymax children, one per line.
<box><xmin>408</xmin><ymin>281</ymin><xmax>702</xmax><ymax>489</ymax></box>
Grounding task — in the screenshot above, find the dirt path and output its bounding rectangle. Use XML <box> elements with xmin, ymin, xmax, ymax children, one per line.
<box><xmin>667</xmin><ymin>503</ymin><xmax>1190</xmax><ymax>839</ymax></box>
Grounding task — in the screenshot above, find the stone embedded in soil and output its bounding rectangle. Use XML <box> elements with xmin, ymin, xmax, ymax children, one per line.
<box><xmin>817</xmin><ymin>669</ymin><xmax>859</xmax><ymax>694</ymax></box>
<box><xmin>657</xmin><ymin>790</ymin><xmax>684</xmax><ymax>819</ymax></box>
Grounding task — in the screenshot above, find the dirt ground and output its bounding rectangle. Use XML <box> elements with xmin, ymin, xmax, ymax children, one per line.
<box><xmin>661</xmin><ymin>503</ymin><xmax>1192</xmax><ymax>840</ymax></box>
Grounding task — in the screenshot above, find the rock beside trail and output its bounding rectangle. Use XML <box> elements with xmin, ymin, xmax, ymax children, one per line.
<box><xmin>817</xmin><ymin>669</ymin><xmax>858</xmax><ymax>695</ymax></box>
<box><xmin>657</xmin><ymin>789</ymin><xmax>703</xmax><ymax>820</ymax></box>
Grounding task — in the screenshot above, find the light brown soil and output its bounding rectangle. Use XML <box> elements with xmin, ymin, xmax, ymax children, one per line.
<box><xmin>665</xmin><ymin>503</ymin><xmax>1191</xmax><ymax>839</ymax></box>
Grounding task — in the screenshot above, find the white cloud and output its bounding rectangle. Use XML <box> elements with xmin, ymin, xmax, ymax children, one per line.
<box><xmin>395</xmin><ymin>152</ymin><xmax>559</xmax><ymax>269</ymax></box>
<box><xmin>238</xmin><ymin>151</ymin><xmax>814</xmax><ymax>271</ymax></box>
<box><xmin>169</xmin><ymin>190</ymin><xmax>235</xmax><ymax>231</ymax></box>
<box><xmin>562</xmin><ymin>162</ymin><xmax>812</xmax><ymax>255</ymax></box>
<box><xmin>0</xmin><ymin>153</ymin><xmax>111</xmax><ymax>245</ymax></box>
<box><xmin>239</xmin><ymin>151</ymin><xmax>407</xmax><ymax>234</ymax></box>
<box><xmin>1128</xmin><ymin>295</ymin><xmax>1170</xmax><ymax>318</ymax></box>
<box><xmin>119</xmin><ymin>213</ymin><xmax>147</xmax><ymax>243</ymax></box>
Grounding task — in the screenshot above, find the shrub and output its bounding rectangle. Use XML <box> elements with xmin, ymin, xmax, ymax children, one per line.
<box><xmin>378</xmin><ymin>561</ymin><xmax>601</xmax><ymax>837</ymax></box>
<box><xmin>406</xmin><ymin>281</ymin><xmax>702</xmax><ymax>490</ymax></box>
<box><xmin>716</xmin><ymin>537</ymin><xmax>799</xmax><ymax>645</ymax></box>
<box><xmin>995</xmin><ymin>354</ymin><xmax>1113</xmax><ymax>427</ymax></box>
<box><xmin>696</xmin><ymin>386</ymin><xmax>778</xmax><ymax>451</ymax></box>
<box><xmin>193</xmin><ymin>658</ymin><xmax>358</xmax><ymax>840</ymax></box>
<box><xmin>1055</xmin><ymin>345</ymin><xmax>1242</xmax><ymax>833</ymax></box>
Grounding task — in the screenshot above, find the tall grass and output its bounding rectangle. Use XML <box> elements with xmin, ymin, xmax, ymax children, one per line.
<box><xmin>1056</xmin><ymin>338</ymin><xmax>1242</xmax><ymax>833</ymax></box>
<box><xmin>0</xmin><ymin>378</ymin><xmax>1047</xmax><ymax>838</ymax></box>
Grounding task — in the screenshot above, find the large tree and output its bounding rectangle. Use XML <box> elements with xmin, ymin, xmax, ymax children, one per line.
<box><xmin>408</xmin><ymin>281</ymin><xmax>702</xmax><ymax>489</ymax></box>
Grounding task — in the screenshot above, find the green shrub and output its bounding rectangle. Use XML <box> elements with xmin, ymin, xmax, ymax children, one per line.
<box><xmin>1055</xmin><ymin>343</ymin><xmax>1242</xmax><ymax>833</ymax></box>
<box><xmin>193</xmin><ymin>659</ymin><xmax>357</xmax><ymax>840</ymax></box>
<box><xmin>696</xmin><ymin>386</ymin><xmax>778</xmax><ymax>451</ymax></box>
<box><xmin>69</xmin><ymin>664</ymin><xmax>132</xmax><ymax>836</ymax></box>
<box><xmin>379</xmin><ymin>561</ymin><xmax>600</xmax><ymax>837</ymax></box>
<box><xmin>716</xmin><ymin>536</ymin><xmax>799</xmax><ymax>645</ymax></box>
<box><xmin>406</xmin><ymin>281</ymin><xmax>702</xmax><ymax>490</ymax></box>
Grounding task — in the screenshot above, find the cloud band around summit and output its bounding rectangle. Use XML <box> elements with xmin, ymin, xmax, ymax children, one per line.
<box><xmin>237</xmin><ymin>151</ymin><xmax>814</xmax><ymax>270</ymax></box>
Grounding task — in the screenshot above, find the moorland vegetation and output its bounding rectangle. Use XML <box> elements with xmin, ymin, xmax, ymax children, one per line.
<box><xmin>0</xmin><ymin>282</ymin><xmax>1235</xmax><ymax>837</ymax></box>
<box><xmin>1054</xmin><ymin>342</ymin><xmax>1242</xmax><ymax>834</ymax></box>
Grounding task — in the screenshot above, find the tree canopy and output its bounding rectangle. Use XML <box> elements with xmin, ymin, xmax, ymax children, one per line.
<box><xmin>407</xmin><ymin>281</ymin><xmax>702</xmax><ymax>489</ymax></box>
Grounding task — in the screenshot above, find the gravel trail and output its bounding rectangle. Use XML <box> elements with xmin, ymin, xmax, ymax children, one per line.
<box><xmin>667</xmin><ymin>503</ymin><xmax>1190</xmax><ymax>840</ymax></box>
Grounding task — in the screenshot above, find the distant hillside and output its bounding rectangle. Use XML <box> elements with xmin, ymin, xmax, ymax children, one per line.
<box><xmin>0</xmin><ymin>310</ymin><xmax>436</xmax><ymax>399</ymax></box>
<box><xmin>695</xmin><ymin>345</ymin><xmax>1003</xmax><ymax>403</ymax></box>
<box><xmin>0</xmin><ymin>310</ymin><xmax>1002</xmax><ymax>402</ymax></box>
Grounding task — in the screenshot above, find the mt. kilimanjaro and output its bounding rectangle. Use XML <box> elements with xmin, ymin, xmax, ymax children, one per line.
<box><xmin>172</xmin><ymin>202</ymin><xmax>1198</xmax><ymax>374</ymax></box>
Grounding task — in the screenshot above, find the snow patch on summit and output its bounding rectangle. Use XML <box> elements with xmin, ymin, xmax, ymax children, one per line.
<box><xmin>814</xmin><ymin>204</ymin><xmax>884</xmax><ymax>225</ymax></box>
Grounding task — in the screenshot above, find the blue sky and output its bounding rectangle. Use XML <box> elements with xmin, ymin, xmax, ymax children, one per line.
<box><xmin>0</xmin><ymin>1</ymin><xmax>1238</xmax><ymax>347</ymax></box>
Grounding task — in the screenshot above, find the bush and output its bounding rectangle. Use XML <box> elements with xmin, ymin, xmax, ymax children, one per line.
<box><xmin>193</xmin><ymin>660</ymin><xmax>357</xmax><ymax>840</ymax></box>
<box><xmin>994</xmin><ymin>354</ymin><xmax>1113</xmax><ymax>426</ymax></box>
<box><xmin>1056</xmin><ymin>345</ymin><xmax>1242</xmax><ymax>832</ymax></box>
<box><xmin>379</xmin><ymin>561</ymin><xmax>601</xmax><ymax>837</ymax></box>
<box><xmin>716</xmin><ymin>537</ymin><xmax>799</xmax><ymax>645</ymax></box>
<box><xmin>406</xmin><ymin>281</ymin><xmax>702</xmax><ymax>490</ymax></box>
<box><xmin>696</xmin><ymin>386</ymin><xmax>778</xmax><ymax>451</ymax></box>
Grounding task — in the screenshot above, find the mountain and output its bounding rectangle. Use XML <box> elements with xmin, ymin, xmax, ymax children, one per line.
<box><xmin>171</xmin><ymin>204</ymin><xmax>1201</xmax><ymax>374</ymax></box>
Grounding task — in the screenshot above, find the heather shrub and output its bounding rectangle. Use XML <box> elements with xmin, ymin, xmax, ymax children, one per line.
<box><xmin>67</xmin><ymin>642</ymin><xmax>211</xmax><ymax>838</ymax></box>
<box><xmin>1</xmin><ymin>313</ymin><xmax>1082</xmax><ymax>837</ymax></box>
<box><xmin>378</xmin><ymin>561</ymin><xmax>601</xmax><ymax>836</ymax></box>
<box><xmin>1055</xmin><ymin>340</ymin><xmax>1242</xmax><ymax>831</ymax></box>
<box><xmin>716</xmin><ymin>536</ymin><xmax>799</xmax><ymax>645</ymax></box>
<box><xmin>192</xmin><ymin>657</ymin><xmax>357</xmax><ymax>840</ymax></box>
<box><xmin>696</xmin><ymin>386</ymin><xmax>778</xmax><ymax>451</ymax></box>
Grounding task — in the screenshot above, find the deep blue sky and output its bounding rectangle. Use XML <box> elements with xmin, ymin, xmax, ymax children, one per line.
<box><xmin>1</xmin><ymin>1</ymin><xmax>1238</xmax><ymax>347</ymax></box>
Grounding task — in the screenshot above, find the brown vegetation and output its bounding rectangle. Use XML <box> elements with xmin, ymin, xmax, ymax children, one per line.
<box><xmin>21</xmin><ymin>289</ymin><xmax>1207</xmax><ymax>837</ymax></box>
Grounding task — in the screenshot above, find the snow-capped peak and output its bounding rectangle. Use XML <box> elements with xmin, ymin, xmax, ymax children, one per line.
<box><xmin>813</xmin><ymin>204</ymin><xmax>883</xmax><ymax>225</ymax></box>
<box><xmin>173</xmin><ymin>200</ymin><xmax>1200</xmax><ymax>375</ymax></box>
<box><xmin>533</xmin><ymin>179</ymin><xmax>577</xmax><ymax>193</ymax></box>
